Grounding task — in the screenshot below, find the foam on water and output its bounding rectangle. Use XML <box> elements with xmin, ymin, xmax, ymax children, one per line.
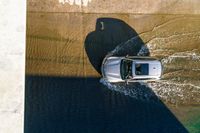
<box><xmin>100</xmin><ymin>77</ymin><xmax>200</xmax><ymax>105</ymax></box>
<box><xmin>109</xmin><ymin>36</ymin><xmax>149</xmax><ymax>56</ymax></box>
<box><xmin>137</xmin><ymin>45</ymin><xmax>150</xmax><ymax>56</ymax></box>
<box><xmin>100</xmin><ymin>35</ymin><xmax>200</xmax><ymax>105</ymax></box>
<box><xmin>100</xmin><ymin>78</ymin><xmax>159</xmax><ymax>102</ymax></box>
<box><xmin>161</xmin><ymin>50</ymin><xmax>200</xmax><ymax>65</ymax></box>
<box><xmin>148</xmin><ymin>80</ymin><xmax>200</xmax><ymax>104</ymax></box>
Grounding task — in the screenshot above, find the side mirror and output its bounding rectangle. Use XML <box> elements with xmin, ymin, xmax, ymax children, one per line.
<box><xmin>125</xmin><ymin>79</ymin><xmax>129</xmax><ymax>85</ymax></box>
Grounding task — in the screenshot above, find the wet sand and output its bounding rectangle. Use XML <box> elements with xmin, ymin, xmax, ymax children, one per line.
<box><xmin>26</xmin><ymin>13</ymin><xmax>200</xmax><ymax>76</ymax></box>
<box><xmin>26</xmin><ymin>12</ymin><xmax>200</xmax><ymax>132</ymax></box>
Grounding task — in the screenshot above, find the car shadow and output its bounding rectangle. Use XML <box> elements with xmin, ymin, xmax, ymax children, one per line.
<box><xmin>84</xmin><ymin>18</ymin><xmax>149</xmax><ymax>74</ymax></box>
<box><xmin>25</xmin><ymin>75</ymin><xmax>188</xmax><ymax>133</ymax></box>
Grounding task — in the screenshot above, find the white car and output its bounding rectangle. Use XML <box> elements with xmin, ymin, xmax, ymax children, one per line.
<box><xmin>101</xmin><ymin>56</ymin><xmax>162</xmax><ymax>83</ymax></box>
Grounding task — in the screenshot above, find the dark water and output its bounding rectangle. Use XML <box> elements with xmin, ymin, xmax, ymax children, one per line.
<box><xmin>25</xmin><ymin>75</ymin><xmax>188</xmax><ymax>133</ymax></box>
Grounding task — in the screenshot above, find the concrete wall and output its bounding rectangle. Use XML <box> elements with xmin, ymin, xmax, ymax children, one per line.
<box><xmin>0</xmin><ymin>0</ymin><xmax>26</xmax><ymax>133</ymax></box>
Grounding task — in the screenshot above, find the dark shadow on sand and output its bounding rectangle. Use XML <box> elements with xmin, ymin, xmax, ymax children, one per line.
<box><xmin>25</xmin><ymin>75</ymin><xmax>188</xmax><ymax>133</ymax></box>
<box><xmin>84</xmin><ymin>18</ymin><xmax>149</xmax><ymax>74</ymax></box>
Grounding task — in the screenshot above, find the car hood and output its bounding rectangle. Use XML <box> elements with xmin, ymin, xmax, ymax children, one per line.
<box><xmin>103</xmin><ymin>57</ymin><xmax>122</xmax><ymax>80</ymax></box>
<box><xmin>148</xmin><ymin>62</ymin><xmax>162</xmax><ymax>77</ymax></box>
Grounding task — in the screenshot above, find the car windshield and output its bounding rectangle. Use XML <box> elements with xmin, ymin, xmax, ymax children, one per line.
<box><xmin>120</xmin><ymin>59</ymin><xmax>132</xmax><ymax>80</ymax></box>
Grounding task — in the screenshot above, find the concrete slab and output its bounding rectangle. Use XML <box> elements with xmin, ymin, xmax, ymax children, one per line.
<box><xmin>0</xmin><ymin>0</ymin><xmax>26</xmax><ymax>132</ymax></box>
